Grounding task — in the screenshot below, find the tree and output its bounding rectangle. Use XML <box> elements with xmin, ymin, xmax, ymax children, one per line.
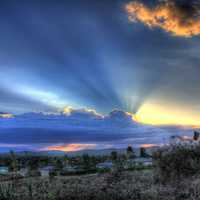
<box><xmin>55</xmin><ymin>159</ymin><xmax>64</xmax><ymax>171</ymax></box>
<box><xmin>110</xmin><ymin>151</ymin><xmax>118</xmax><ymax>161</ymax></box>
<box><xmin>126</xmin><ymin>146</ymin><xmax>135</xmax><ymax>159</ymax></box>
<box><xmin>82</xmin><ymin>154</ymin><xmax>93</xmax><ymax>170</ymax></box>
<box><xmin>140</xmin><ymin>147</ymin><xmax>148</xmax><ymax>158</ymax></box>
<box><xmin>27</xmin><ymin>157</ymin><xmax>39</xmax><ymax>171</ymax></box>
<box><xmin>63</xmin><ymin>155</ymin><xmax>69</xmax><ymax>166</ymax></box>
<box><xmin>27</xmin><ymin>157</ymin><xmax>41</xmax><ymax>177</ymax></box>
<box><xmin>153</xmin><ymin>143</ymin><xmax>200</xmax><ymax>182</ymax></box>
<box><xmin>110</xmin><ymin>151</ymin><xmax>124</xmax><ymax>172</ymax></box>
<box><xmin>8</xmin><ymin>150</ymin><xmax>19</xmax><ymax>172</ymax></box>
<box><xmin>193</xmin><ymin>131</ymin><xmax>200</xmax><ymax>141</ymax></box>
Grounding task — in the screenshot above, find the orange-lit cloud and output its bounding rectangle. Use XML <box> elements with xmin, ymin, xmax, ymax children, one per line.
<box><xmin>125</xmin><ymin>0</ymin><xmax>200</xmax><ymax>37</ymax></box>
<box><xmin>44</xmin><ymin>143</ymin><xmax>96</xmax><ymax>152</ymax></box>
<box><xmin>141</xmin><ymin>144</ymin><xmax>160</xmax><ymax>148</ymax></box>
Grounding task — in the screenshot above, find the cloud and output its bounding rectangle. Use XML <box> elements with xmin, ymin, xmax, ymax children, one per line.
<box><xmin>125</xmin><ymin>0</ymin><xmax>200</xmax><ymax>37</ymax></box>
<box><xmin>0</xmin><ymin>107</ymin><xmax>195</xmax><ymax>152</ymax></box>
<box><xmin>0</xmin><ymin>112</ymin><xmax>14</xmax><ymax>118</ymax></box>
<box><xmin>62</xmin><ymin>106</ymin><xmax>103</xmax><ymax>119</ymax></box>
<box><xmin>12</xmin><ymin>108</ymin><xmax>136</xmax><ymax>129</ymax></box>
<box><xmin>0</xmin><ymin>143</ymin><xmax>28</xmax><ymax>148</ymax></box>
<box><xmin>43</xmin><ymin>143</ymin><xmax>97</xmax><ymax>152</ymax></box>
<box><xmin>18</xmin><ymin>107</ymin><xmax>103</xmax><ymax>121</ymax></box>
<box><xmin>105</xmin><ymin>110</ymin><xmax>136</xmax><ymax>127</ymax></box>
<box><xmin>140</xmin><ymin>143</ymin><xmax>161</xmax><ymax>148</ymax></box>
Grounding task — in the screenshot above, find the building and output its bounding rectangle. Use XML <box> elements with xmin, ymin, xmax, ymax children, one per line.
<box><xmin>39</xmin><ymin>166</ymin><xmax>54</xmax><ymax>176</ymax></box>
<box><xmin>19</xmin><ymin>168</ymin><xmax>28</xmax><ymax>177</ymax></box>
<box><xmin>0</xmin><ymin>166</ymin><xmax>9</xmax><ymax>175</ymax></box>
<box><xmin>96</xmin><ymin>161</ymin><xmax>113</xmax><ymax>169</ymax></box>
<box><xmin>133</xmin><ymin>158</ymin><xmax>153</xmax><ymax>166</ymax></box>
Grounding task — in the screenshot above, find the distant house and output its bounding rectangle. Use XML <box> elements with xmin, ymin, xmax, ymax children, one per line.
<box><xmin>133</xmin><ymin>158</ymin><xmax>153</xmax><ymax>166</ymax></box>
<box><xmin>124</xmin><ymin>159</ymin><xmax>135</xmax><ymax>169</ymax></box>
<box><xmin>60</xmin><ymin>165</ymin><xmax>89</xmax><ymax>175</ymax></box>
<box><xmin>96</xmin><ymin>161</ymin><xmax>113</xmax><ymax>169</ymax></box>
<box><xmin>0</xmin><ymin>166</ymin><xmax>9</xmax><ymax>175</ymax></box>
<box><xmin>124</xmin><ymin>158</ymin><xmax>153</xmax><ymax>169</ymax></box>
<box><xmin>39</xmin><ymin>166</ymin><xmax>54</xmax><ymax>176</ymax></box>
<box><xmin>63</xmin><ymin>165</ymin><xmax>77</xmax><ymax>172</ymax></box>
<box><xmin>19</xmin><ymin>168</ymin><xmax>28</xmax><ymax>177</ymax></box>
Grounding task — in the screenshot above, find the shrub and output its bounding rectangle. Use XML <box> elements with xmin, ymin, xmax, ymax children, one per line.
<box><xmin>0</xmin><ymin>183</ymin><xmax>16</xmax><ymax>200</ymax></box>
<box><xmin>26</xmin><ymin>170</ymin><xmax>41</xmax><ymax>177</ymax></box>
<box><xmin>153</xmin><ymin>142</ymin><xmax>200</xmax><ymax>182</ymax></box>
<box><xmin>49</xmin><ymin>169</ymin><xmax>58</xmax><ymax>177</ymax></box>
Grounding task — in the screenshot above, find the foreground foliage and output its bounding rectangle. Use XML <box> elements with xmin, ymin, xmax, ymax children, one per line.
<box><xmin>153</xmin><ymin>142</ymin><xmax>200</xmax><ymax>182</ymax></box>
<box><xmin>1</xmin><ymin>171</ymin><xmax>200</xmax><ymax>200</ymax></box>
<box><xmin>2</xmin><ymin>143</ymin><xmax>200</xmax><ymax>200</ymax></box>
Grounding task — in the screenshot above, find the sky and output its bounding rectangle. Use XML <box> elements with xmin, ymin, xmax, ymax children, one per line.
<box><xmin>0</xmin><ymin>0</ymin><xmax>200</xmax><ymax>124</ymax></box>
<box><xmin>0</xmin><ymin>0</ymin><xmax>200</xmax><ymax>152</ymax></box>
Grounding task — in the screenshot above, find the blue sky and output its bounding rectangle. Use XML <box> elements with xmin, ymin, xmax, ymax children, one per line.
<box><xmin>0</xmin><ymin>0</ymin><xmax>200</xmax><ymax>151</ymax></box>
<box><xmin>0</xmin><ymin>0</ymin><xmax>199</xmax><ymax>117</ymax></box>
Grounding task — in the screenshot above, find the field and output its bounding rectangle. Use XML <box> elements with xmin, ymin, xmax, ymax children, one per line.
<box><xmin>1</xmin><ymin>170</ymin><xmax>200</xmax><ymax>200</ymax></box>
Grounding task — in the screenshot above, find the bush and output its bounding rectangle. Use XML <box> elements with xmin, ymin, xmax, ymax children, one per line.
<box><xmin>153</xmin><ymin>142</ymin><xmax>200</xmax><ymax>182</ymax></box>
<box><xmin>26</xmin><ymin>170</ymin><xmax>41</xmax><ymax>177</ymax></box>
<box><xmin>97</xmin><ymin>168</ymin><xmax>110</xmax><ymax>174</ymax></box>
<box><xmin>0</xmin><ymin>183</ymin><xmax>16</xmax><ymax>200</ymax></box>
<box><xmin>49</xmin><ymin>169</ymin><xmax>58</xmax><ymax>177</ymax></box>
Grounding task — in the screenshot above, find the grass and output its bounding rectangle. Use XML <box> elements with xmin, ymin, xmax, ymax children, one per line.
<box><xmin>1</xmin><ymin>170</ymin><xmax>200</xmax><ymax>200</ymax></box>
<box><xmin>2</xmin><ymin>143</ymin><xmax>200</xmax><ymax>199</ymax></box>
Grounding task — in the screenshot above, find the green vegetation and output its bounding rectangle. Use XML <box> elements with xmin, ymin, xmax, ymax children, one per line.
<box><xmin>153</xmin><ymin>143</ymin><xmax>200</xmax><ymax>182</ymax></box>
<box><xmin>1</xmin><ymin>143</ymin><xmax>200</xmax><ymax>199</ymax></box>
<box><xmin>140</xmin><ymin>147</ymin><xmax>149</xmax><ymax>158</ymax></box>
<box><xmin>8</xmin><ymin>150</ymin><xmax>19</xmax><ymax>173</ymax></box>
<box><xmin>126</xmin><ymin>145</ymin><xmax>136</xmax><ymax>159</ymax></box>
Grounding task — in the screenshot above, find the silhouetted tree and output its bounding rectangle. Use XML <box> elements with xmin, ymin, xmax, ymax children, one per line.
<box><xmin>27</xmin><ymin>157</ymin><xmax>41</xmax><ymax>177</ymax></box>
<box><xmin>194</xmin><ymin>131</ymin><xmax>200</xmax><ymax>141</ymax></box>
<box><xmin>55</xmin><ymin>159</ymin><xmax>64</xmax><ymax>171</ymax></box>
<box><xmin>27</xmin><ymin>158</ymin><xmax>39</xmax><ymax>171</ymax></box>
<box><xmin>110</xmin><ymin>151</ymin><xmax>118</xmax><ymax>161</ymax></box>
<box><xmin>8</xmin><ymin>150</ymin><xmax>19</xmax><ymax>172</ymax></box>
<box><xmin>140</xmin><ymin>147</ymin><xmax>148</xmax><ymax>157</ymax></box>
<box><xmin>82</xmin><ymin>154</ymin><xmax>94</xmax><ymax>170</ymax></box>
<box><xmin>126</xmin><ymin>146</ymin><xmax>135</xmax><ymax>159</ymax></box>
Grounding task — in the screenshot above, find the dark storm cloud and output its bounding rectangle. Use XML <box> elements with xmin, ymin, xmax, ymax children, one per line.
<box><xmin>0</xmin><ymin>110</ymin><xmax>193</xmax><ymax>152</ymax></box>
<box><xmin>0</xmin><ymin>128</ymin><xmax>130</xmax><ymax>144</ymax></box>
